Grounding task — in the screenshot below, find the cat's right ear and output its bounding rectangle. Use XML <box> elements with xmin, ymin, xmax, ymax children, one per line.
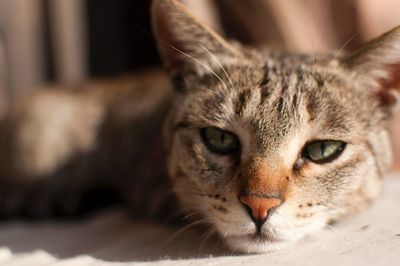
<box><xmin>151</xmin><ymin>0</ymin><xmax>241</xmax><ymax>87</ymax></box>
<box><xmin>341</xmin><ymin>26</ymin><xmax>400</xmax><ymax>108</ymax></box>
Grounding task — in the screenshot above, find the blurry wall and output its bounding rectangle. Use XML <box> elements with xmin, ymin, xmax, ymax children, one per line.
<box><xmin>0</xmin><ymin>0</ymin><xmax>161</xmax><ymax>100</ymax></box>
<box><xmin>0</xmin><ymin>0</ymin><xmax>45</xmax><ymax>99</ymax></box>
<box><xmin>1</xmin><ymin>0</ymin><xmax>400</xmax><ymax>94</ymax></box>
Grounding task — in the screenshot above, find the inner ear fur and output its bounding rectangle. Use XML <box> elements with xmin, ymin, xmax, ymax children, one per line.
<box><xmin>151</xmin><ymin>0</ymin><xmax>241</xmax><ymax>75</ymax></box>
<box><xmin>341</xmin><ymin>26</ymin><xmax>400</xmax><ymax>106</ymax></box>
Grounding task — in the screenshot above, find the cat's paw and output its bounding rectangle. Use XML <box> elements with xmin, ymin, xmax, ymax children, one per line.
<box><xmin>0</xmin><ymin>182</ymin><xmax>83</xmax><ymax>219</ymax></box>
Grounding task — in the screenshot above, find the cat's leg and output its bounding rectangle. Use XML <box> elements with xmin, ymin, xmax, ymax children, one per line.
<box><xmin>0</xmin><ymin>175</ymin><xmax>90</xmax><ymax>218</ymax></box>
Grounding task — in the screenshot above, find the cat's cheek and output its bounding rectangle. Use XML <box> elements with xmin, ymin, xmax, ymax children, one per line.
<box><xmin>171</xmin><ymin>132</ymin><xmax>233</xmax><ymax>185</ymax></box>
<box><xmin>168</xmin><ymin>136</ymin><xmax>206</xmax><ymax>184</ymax></box>
<box><xmin>219</xmin><ymin>211</ymin><xmax>320</xmax><ymax>253</ymax></box>
<box><xmin>222</xmin><ymin>214</ymin><xmax>328</xmax><ymax>253</ymax></box>
<box><xmin>212</xmin><ymin>206</ymin><xmax>254</xmax><ymax>235</ymax></box>
<box><xmin>167</xmin><ymin>134</ymin><xmax>238</xmax><ymax>214</ymax></box>
<box><xmin>269</xmin><ymin>217</ymin><xmax>327</xmax><ymax>245</ymax></box>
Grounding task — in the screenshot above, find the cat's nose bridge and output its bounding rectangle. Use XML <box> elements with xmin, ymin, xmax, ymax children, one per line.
<box><xmin>239</xmin><ymin>159</ymin><xmax>288</xmax><ymax>228</ymax></box>
<box><xmin>240</xmin><ymin>158</ymin><xmax>289</xmax><ymax>198</ymax></box>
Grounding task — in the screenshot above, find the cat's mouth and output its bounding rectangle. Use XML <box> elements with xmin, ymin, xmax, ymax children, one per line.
<box><xmin>236</xmin><ymin>231</ymin><xmax>286</xmax><ymax>244</ymax></box>
<box><xmin>224</xmin><ymin>231</ymin><xmax>291</xmax><ymax>253</ymax></box>
<box><xmin>248</xmin><ymin>232</ymin><xmax>282</xmax><ymax>242</ymax></box>
<box><xmin>227</xmin><ymin>225</ymin><xmax>286</xmax><ymax>242</ymax></box>
<box><xmin>229</xmin><ymin>233</ymin><xmax>286</xmax><ymax>243</ymax></box>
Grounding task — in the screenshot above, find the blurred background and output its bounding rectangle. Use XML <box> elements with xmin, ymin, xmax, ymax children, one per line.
<box><xmin>0</xmin><ymin>0</ymin><xmax>399</xmax><ymax>169</ymax></box>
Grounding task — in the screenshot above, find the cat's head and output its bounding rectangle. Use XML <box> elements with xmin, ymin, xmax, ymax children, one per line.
<box><xmin>152</xmin><ymin>0</ymin><xmax>400</xmax><ymax>253</ymax></box>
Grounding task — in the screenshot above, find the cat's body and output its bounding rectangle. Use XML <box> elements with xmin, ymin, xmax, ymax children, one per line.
<box><xmin>0</xmin><ymin>69</ymin><xmax>175</xmax><ymax>218</ymax></box>
<box><xmin>0</xmin><ymin>0</ymin><xmax>400</xmax><ymax>254</ymax></box>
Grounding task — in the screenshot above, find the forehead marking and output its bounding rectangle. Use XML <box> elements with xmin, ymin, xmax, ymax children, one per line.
<box><xmin>234</xmin><ymin>90</ymin><xmax>252</xmax><ymax>117</ymax></box>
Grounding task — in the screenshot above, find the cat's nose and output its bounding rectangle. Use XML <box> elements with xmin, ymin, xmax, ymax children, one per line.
<box><xmin>239</xmin><ymin>196</ymin><xmax>282</xmax><ymax>221</ymax></box>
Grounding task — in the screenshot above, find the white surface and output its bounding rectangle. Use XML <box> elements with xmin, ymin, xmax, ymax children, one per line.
<box><xmin>0</xmin><ymin>174</ymin><xmax>399</xmax><ymax>266</ymax></box>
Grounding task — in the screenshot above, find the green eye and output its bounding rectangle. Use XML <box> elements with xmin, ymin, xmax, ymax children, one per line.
<box><xmin>304</xmin><ymin>140</ymin><xmax>346</xmax><ymax>163</ymax></box>
<box><xmin>200</xmin><ymin>127</ymin><xmax>239</xmax><ymax>155</ymax></box>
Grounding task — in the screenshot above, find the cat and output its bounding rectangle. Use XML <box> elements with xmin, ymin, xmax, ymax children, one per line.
<box><xmin>0</xmin><ymin>0</ymin><xmax>400</xmax><ymax>254</ymax></box>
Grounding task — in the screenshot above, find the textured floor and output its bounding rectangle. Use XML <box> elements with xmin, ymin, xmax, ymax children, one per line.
<box><xmin>0</xmin><ymin>174</ymin><xmax>399</xmax><ymax>266</ymax></box>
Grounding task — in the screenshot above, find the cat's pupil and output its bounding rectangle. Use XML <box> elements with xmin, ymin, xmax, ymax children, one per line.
<box><xmin>220</xmin><ymin>133</ymin><xmax>225</xmax><ymax>143</ymax></box>
<box><xmin>320</xmin><ymin>142</ymin><xmax>326</xmax><ymax>156</ymax></box>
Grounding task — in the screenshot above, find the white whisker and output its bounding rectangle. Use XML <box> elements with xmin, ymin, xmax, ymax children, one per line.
<box><xmin>198</xmin><ymin>225</ymin><xmax>218</xmax><ymax>252</ymax></box>
<box><xmin>182</xmin><ymin>210</ymin><xmax>201</xmax><ymax>220</ymax></box>
<box><xmin>161</xmin><ymin>217</ymin><xmax>214</xmax><ymax>249</ymax></box>
<box><xmin>331</xmin><ymin>31</ymin><xmax>359</xmax><ymax>63</ymax></box>
<box><xmin>311</xmin><ymin>37</ymin><xmax>316</xmax><ymax>76</ymax></box>
<box><xmin>200</xmin><ymin>44</ymin><xmax>235</xmax><ymax>90</ymax></box>
<box><xmin>161</xmin><ymin>41</ymin><xmax>228</xmax><ymax>89</ymax></box>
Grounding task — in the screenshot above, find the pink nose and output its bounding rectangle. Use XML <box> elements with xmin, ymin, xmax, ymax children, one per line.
<box><xmin>239</xmin><ymin>196</ymin><xmax>282</xmax><ymax>220</ymax></box>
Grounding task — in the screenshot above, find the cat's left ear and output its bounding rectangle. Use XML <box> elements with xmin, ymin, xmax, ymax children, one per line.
<box><xmin>341</xmin><ymin>26</ymin><xmax>400</xmax><ymax>107</ymax></box>
<box><xmin>151</xmin><ymin>0</ymin><xmax>242</xmax><ymax>86</ymax></box>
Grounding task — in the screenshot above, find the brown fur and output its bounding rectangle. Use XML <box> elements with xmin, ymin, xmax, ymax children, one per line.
<box><xmin>240</xmin><ymin>159</ymin><xmax>289</xmax><ymax>198</ymax></box>
<box><xmin>152</xmin><ymin>0</ymin><xmax>400</xmax><ymax>253</ymax></box>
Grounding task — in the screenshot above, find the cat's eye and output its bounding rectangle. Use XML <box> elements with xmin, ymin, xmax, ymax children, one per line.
<box><xmin>200</xmin><ymin>127</ymin><xmax>239</xmax><ymax>155</ymax></box>
<box><xmin>303</xmin><ymin>140</ymin><xmax>346</xmax><ymax>163</ymax></box>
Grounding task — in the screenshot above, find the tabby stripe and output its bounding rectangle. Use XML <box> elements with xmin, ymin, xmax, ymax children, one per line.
<box><xmin>333</xmin><ymin>153</ymin><xmax>366</xmax><ymax>176</ymax></box>
<box><xmin>260</xmin><ymin>64</ymin><xmax>271</xmax><ymax>103</ymax></box>
<box><xmin>235</xmin><ymin>90</ymin><xmax>251</xmax><ymax>116</ymax></box>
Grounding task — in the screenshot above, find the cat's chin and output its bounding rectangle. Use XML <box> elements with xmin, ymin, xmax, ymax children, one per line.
<box><xmin>225</xmin><ymin>234</ymin><xmax>294</xmax><ymax>254</ymax></box>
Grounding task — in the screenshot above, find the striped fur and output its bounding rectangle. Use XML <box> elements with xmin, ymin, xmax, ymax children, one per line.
<box><xmin>154</xmin><ymin>0</ymin><xmax>400</xmax><ymax>253</ymax></box>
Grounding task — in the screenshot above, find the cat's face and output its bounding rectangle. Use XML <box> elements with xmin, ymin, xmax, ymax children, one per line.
<box><xmin>152</xmin><ymin>0</ymin><xmax>400</xmax><ymax>253</ymax></box>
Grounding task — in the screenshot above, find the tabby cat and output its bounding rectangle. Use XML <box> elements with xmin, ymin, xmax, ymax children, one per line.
<box><xmin>0</xmin><ymin>0</ymin><xmax>399</xmax><ymax>253</ymax></box>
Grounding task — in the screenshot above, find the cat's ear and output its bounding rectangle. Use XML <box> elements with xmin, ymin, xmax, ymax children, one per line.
<box><xmin>341</xmin><ymin>26</ymin><xmax>400</xmax><ymax>107</ymax></box>
<box><xmin>151</xmin><ymin>0</ymin><xmax>241</xmax><ymax>82</ymax></box>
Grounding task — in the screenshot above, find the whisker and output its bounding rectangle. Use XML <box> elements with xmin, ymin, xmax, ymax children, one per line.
<box><xmin>159</xmin><ymin>207</ymin><xmax>200</xmax><ymax>226</ymax></box>
<box><xmin>200</xmin><ymin>44</ymin><xmax>234</xmax><ymax>90</ymax></box>
<box><xmin>216</xmin><ymin>232</ymin><xmax>229</xmax><ymax>253</ymax></box>
<box><xmin>136</xmin><ymin>25</ymin><xmax>225</xmax><ymax>92</ymax></box>
<box><xmin>162</xmin><ymin>41</ymin><xmax>228</xmax><ymax>89</ymax></box>
<box><xmin>182</xmin><ymin>210</ymin><xmax>201</xmax><ymax>220</ymax></box>
<box><xmin>331</xmin><ymin>31</ymin><xmax>359</xmax><ymax>63</ymax></box>
<box><xmin>161</xmin><ymin>217</ymin><xmax>214</xmax><ymax>249</ymax></box>
<box><xmin>311</xmin><ymin>37</ymin><xmax>316</xmax><ymax>76</ymax></box>
<box><xmin>230</xmin><ymin>243</ymin><xmax>242</xmax><ymax>255</ymax></box>
<box><xmin>330</xmin><ymin>18</ymin><xmax>388</xmax><ymax>64</ymax></box>
<box><xmin>198</xmin><ymin>225</ymin><xmax>218</xmax><ymax>253</ymax></box>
